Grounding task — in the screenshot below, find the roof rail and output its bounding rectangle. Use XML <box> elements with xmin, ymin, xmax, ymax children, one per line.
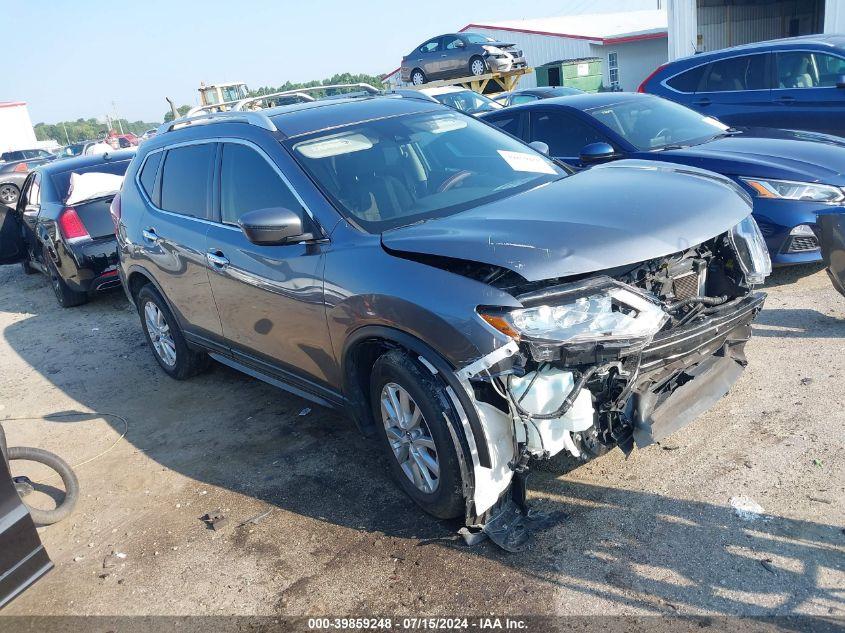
<box><xmin>231</xmin><ymin>83</ymin><xmax>381</xmax><ymax>111</ymax></box>
<box><xmin>157</xmin><ymin>110</ymin><xmax>277</xmax><ymax>136</ymax></box>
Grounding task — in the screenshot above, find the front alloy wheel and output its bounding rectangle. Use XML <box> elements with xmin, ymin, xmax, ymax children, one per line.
<box><xmin>470</xmin><ymin>57</ymin><xmax>486</xmax><ymax>76</ymax></box>
<box><xmin>380</xmin><ymin>382</ymin><xmax>439</xmax><ymax>494</ymax></box>
<box><xmin>144</xmin><ymin>301</ymin><xmax>177</xmax><ymax>367</ymax></box>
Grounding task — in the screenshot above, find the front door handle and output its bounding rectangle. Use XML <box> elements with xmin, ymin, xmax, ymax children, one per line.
<box><xmin>692</xmin><ymin>97</ymin><xmax>711</xmax><ymax>107</ymax></box>
<box><xmin>142</xmin><ymin>228</ymin><xmax>158</xmax><ymax>243</ymax></box>
<box><xmin>774</xmin><ymin>96</ymin><xmax>796</xmax><ymax>105</ymax></box>
<box><xmin>206</xmin><ymin>250</ymin><xmax>229</xmax><ymax>268</ymax></box>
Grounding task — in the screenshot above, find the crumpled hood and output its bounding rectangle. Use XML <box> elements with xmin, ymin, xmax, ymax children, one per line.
<box><xmin>381</xmin><ymin>160</ymin><xmax>752</xmax><ymax>282</ymax></box>
<box><xmin>657</xmin><ymin>129</ymin><xmax>845</xmax><ymax>184</ymax></box>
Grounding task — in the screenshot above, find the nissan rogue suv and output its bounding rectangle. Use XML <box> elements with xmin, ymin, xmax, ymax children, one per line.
<box><xmin>112</xmin><ymin>95</ymin><xmax>770</xmax><ymax>547</ymax></box>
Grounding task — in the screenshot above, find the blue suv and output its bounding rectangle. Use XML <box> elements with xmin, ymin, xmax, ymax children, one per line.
<box><xmin>639</xmin><ymin>35</ymin><xmax>845</xmax><ymax>137</ymax></box>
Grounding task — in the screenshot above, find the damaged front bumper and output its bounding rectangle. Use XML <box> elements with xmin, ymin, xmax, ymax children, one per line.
<box><xmin>450</xmin><ymin>291</ymin><xmax>765</xmax><ymax>549</ymax></box>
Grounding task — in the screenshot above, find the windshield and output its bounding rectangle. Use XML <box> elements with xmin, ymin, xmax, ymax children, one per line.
<box><xmin>288</xmin><ymin>110</ymin><xmax>565</xmax><ymax>232</ymax></box>
<box><xmin>431</xmin><ymin>90</ymin><xmax>502</xmax><ymax>114</ymax></box>
<box><xmin>588</xmin><ymin>96</ymin><xmax>729</xmax><ymax>150</ymax></box>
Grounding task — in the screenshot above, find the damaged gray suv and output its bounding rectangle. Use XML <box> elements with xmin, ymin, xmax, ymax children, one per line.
<box><xmin>114</xmin><ymin>95</ymin><xmax>770</xmax><ymax>546</ymax></box>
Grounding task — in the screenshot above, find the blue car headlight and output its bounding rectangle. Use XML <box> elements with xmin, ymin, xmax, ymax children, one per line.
<box><xmin>741</xmin><ymin>177</ymin><xmax>845</xmax><ymax>204</ymax></box>
<box><xmin>729</xmin><ymin>215</ymin><xmax>772</xmax><ymax>285</ymax></box>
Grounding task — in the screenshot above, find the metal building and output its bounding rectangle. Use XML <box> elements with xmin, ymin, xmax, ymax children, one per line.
<box><xmin>668</xmin><ymin>0</ymin><xmax>845</xmax><ymax>60</ymax></box>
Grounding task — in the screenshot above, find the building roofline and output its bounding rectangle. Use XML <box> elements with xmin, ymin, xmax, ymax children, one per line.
<box><xmin>0</xmin><ymin>101</ymin><xmax>27</xmax><ymax>108</ymax></box>
<box><xmin>459</xmin><ymin>23</ymin><xmax>667</xmax><ymax>45</ymax></box>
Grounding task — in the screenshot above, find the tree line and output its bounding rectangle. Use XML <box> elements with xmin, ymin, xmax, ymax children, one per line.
<box><xmin>34</xmin><ymin>118</ymin><xmax>160</xmax><ymax>144</ymax></box>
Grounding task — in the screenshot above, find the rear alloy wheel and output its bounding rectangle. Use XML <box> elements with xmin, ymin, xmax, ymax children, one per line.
<box><xmin>370</xmin><ymin>350</ymin><xmax>464</xmax><ymax>519</ymax></box>
<box><xmin>411</xmin><ymin>69</ymin><xmax>426</xmax><ymax>86</ymax></box>
<box><xmin>45</xmin><ymin>251</ymin><xmax>87</xmax><ymax>308</ymax></box>
<box><xmin>469</xmin><ymin>56</ymin><xmax>486</xmax><ymax>77</ymax></box>
<box><xmin>136</xmin><ymin>284</ymin><xmax>209</xmax><ymax>380</ymax></box>
<box><xmin>0</xmin><ymin>183</ymin><xmax>19</xmax><ymax>206</ymax></box>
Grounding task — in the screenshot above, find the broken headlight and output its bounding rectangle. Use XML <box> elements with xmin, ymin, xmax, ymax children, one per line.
<box><xmin>479</xmin><ymin>277</ymin><xmax>668</xmax><ymax>347</ymax></box>
<box><xmin>729</xmin><ymin>215</ymin><xmax>771</xmax><ymax>285</ymax></box>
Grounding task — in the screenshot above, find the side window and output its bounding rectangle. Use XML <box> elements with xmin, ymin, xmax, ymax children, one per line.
<box><xmin>419</xmin><ymin>39</ymin><xmax>440</xmax><ymax>54</ymax></box>
<box><xmin>138</xmin><ymin>151</ymin><xmax>163</xmax><ymax>202</ymax></box>
<box><xmin>219</xmin><ymin>143</ymin><xmax>305</xmax><ymax>226</ymax></box>
<box><xmin>159</xmin><ymin>143</ymin><xmax>215</xmax><ymax>219</ymax></box>
<box><xmin>778</xmin><ymin>51</ymin><xmax>845</xmax><ymax>88</ymax></box>
<box><xmin>511</xmin><ymin>94</ymin><xmax>539</xmax><ymax>105</ymax></box>
<box><xmin>814</xmin><ymin>53</ymin><xmax>845</xmax><ymax>86</ymax></box>
<box><xmin>530</xmin><ymin>111</ymin><xmax>607</xmax><ymax>157</ymax></box>
<box><xmin>487</xmin><ymin>113</ymin><xmax>526</xmax><ymax>140</ymax></box>
<box><xmin>29</xmin><ymin>174</ymin><xmax>41</xmax><ymax>206</ymax></box>
<box><xmin>702</xmin><ymin>54</ymin><xmax>769</xmax><ymax>92</ymax></box>
<box><xmin>666</xmin><ymin>64</ymin><xmax>707</xmax><ymax>92</ymax></box>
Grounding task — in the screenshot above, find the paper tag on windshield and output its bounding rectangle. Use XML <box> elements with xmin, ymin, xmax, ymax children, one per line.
<box><xmin>497</xmin><ymin>150</ymin><xmax>557</xmax><ymax>175</ymax></box>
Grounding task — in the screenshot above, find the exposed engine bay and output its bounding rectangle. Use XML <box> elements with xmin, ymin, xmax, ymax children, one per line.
<box><xmin>443</xmin><ymin>227</ymin><xmax>768</xmax><ymax>550</ymax></box>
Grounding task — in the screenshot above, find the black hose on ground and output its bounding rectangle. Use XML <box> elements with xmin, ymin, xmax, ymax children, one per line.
<box><xmin>7</xmin><ymin>446</ymin><xmax>80</xmax><ymax>525</ymax></box>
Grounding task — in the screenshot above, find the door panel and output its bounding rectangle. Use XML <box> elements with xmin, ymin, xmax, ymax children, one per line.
<box><xmin>141</xmin><ymin>143</ymin><xmax>222</xmax><ymax>339</ymax></box>
<box><xmin>772</xmin><ymin>51</ymin><xmax>845</xmax><ymax>136</ymax></box>
<box><xmin>0</xmin><ymin>203</ymin><xmax>24</xmax><ymax>264</ymax></box>
<box><xmin>206</xmin><ymin>142</ymin><xmax>334</xmax><ymax>387</ymax></box>
<box><xmin>818</xmin><ymin>212</ymin><xmax>845</xmax><ymax>297</ymax></box>
<box><xmin>0</xmin><ymin>444</ymin><xmax>52</xmax><ymax>608</ymax></box>
<box><xmin>692</xmin><ymin>53</ymin><xmax>774</xmax><ymax>127</ymax></box>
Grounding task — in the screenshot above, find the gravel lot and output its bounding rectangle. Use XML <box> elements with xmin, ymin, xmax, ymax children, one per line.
<box><xmin>0</xmin><ymin>260</ymin><xmax>843</xmax><ymax>617</ymax></box>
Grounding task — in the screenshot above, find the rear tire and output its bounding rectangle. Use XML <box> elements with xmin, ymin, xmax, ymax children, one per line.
<box><xmin>136</xmin><ymin>284</ymin><xmax>209</xmax><ymax>380</ymax></box>
<box><xmin>370</xmin><ymin>350</ymin><xmax>464</xmax><ymax>519</ymax></box>
<box><xmin>45</xmin><ymin>249</ymin><xmax>87</xmax><ymax>308</ymax></box>
<box><xmin>411</xmin><ymin>69</ymin><xmax>426</xmax><ymax>86</ymax></box>
<box><xmin>0</xmin><ymin>183</ymin><xmax>19</xmax><ymax>206</ymax></box>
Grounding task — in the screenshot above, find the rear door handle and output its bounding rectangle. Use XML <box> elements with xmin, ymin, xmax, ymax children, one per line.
<box><xmin>206</xmin><ymin>250</ymin><xmax>229</xmax><ymax>268</ymax></box>
<box><xmin>774</xmin><ymin>96</ymin><xmax>796</xmax><ymax>105</ymax></box>
<box><xmin>692</xmin><ymin>98</ymin><xmax>711</xmax><ymax>107</ymax></box>
<box><xmin>142</xmin><ymin>228</ymin><xmax>158</xmax><ymax>242</ymax></box>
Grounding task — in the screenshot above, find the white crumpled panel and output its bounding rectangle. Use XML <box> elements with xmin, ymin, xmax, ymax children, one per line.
<box><xmin>65</xmin><ymin>171</ymin><xmax>125</xmax><ymax>206</ymax></box>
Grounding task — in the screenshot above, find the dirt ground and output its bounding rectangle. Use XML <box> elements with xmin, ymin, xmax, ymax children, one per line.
<box><xmin>0</xmin><ymin>260</ymin><xmax>843</xmax><ymax>618</ymax></box>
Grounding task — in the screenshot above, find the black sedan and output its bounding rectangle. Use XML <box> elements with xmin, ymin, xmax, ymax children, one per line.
<box><xmin>0</xmin><ymin>151</ymin><xmax>133</xmax><ymax>307</ymax></box>
<box><xmin>481</xmin><ymin>92</ymin><xmax>845</xmax><ymax>266</ymax></box>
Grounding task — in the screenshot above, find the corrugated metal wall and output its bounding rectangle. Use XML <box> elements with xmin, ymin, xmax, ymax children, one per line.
<box><xmin>463</xmin><ymin>27</ymin><xmax>595</xmax><ymax>89</ymax></box>
<box><xmin>697</xmin><ymin>0</ymin><xmax>824</xmax><ymax>51</ymax></box>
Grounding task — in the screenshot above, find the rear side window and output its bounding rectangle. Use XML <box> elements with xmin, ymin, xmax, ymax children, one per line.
<box><xmin>139</xmin><ymin>151</ymin><xmax>163</xmax><ymax>201</ymax></box>
<box><xmin>701</xmin><ymin>54</ymin><xmax>770</xmax><ymax>92</ymax></box>
<box><xmin>159</xmin><ymin>143</ymin><xmax>215</xmax><ymax>219</ymax></box>
<box><xmin>219</xmin><ymin>143</ymin><xmax>304</xmax><ymax>225</ymax></box>
<box><xmin>666</xmin><ymin>64</ymin><xmax>707</xmax><ymax>92</ymax></box>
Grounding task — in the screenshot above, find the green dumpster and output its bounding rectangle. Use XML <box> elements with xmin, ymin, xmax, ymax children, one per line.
<box><xmin>535</xmin><ymin>57</ymin><xmax>602</xmax><ymax>93</ymax></box>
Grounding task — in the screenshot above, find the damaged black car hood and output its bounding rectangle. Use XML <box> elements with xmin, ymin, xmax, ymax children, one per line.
<box><xmin>382</xmin><ymin>160</ymin><xmax>753</xmax><ymax>282</ymax></box>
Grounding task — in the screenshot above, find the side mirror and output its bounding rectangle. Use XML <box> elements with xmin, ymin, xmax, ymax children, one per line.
<box><xmin>238</xmin><ymin>207</ymin><xmax>309</xmax><ymax>245</ymax></box>
<box><xmin>836</xmin><ymin>74</ymin><xmax>845</xmax><ymax>89</ymax></box>
<box><xmin>579</xmin><ymin>142</ymin><xmax>617</xmax><ymax>165</ymax></box>
<box><xmin>529</xmin><ymin>141</ymin><xmax>550</xmax><ymax>155</ymax></box>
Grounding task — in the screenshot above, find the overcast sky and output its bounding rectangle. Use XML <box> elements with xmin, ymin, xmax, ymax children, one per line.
<box><xmin>6</xmin><ymin>0</ymin><xmax>611</xmax><ymax>125</ymax></box>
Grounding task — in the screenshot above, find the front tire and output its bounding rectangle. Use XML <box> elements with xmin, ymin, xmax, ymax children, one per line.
<box><xmin>469</xmin><ymin>56</ymin><xmax>486</xmax><ymax>77</ymax></box>
<box><xmin>370</xmin><ymin>350</ymin><xmax>464</xmax><ymax>519</ymax></box>
<box><xmin>136</xmin><ymin>284</ymin><xmax>209</xmax><ymax>379</ymax></box>
<box><xmin>411</xmin><ymin>69</ymin><xmax>426</xmax><ymax>85</ymax></box>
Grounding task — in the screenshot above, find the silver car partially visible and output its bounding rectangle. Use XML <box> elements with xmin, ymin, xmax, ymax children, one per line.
<box><xmin>400</xmin><ymin>32</ymin><xmax>526</xmax><ymax>85</ymax></box>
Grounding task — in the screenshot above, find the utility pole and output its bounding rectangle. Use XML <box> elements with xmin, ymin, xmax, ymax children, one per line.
<box><xmin>112</xmin><ymin>101</ymin><xmax>125</xmax><ymax>134</ymax></box>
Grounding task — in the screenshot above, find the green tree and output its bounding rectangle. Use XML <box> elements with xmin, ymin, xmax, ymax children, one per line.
<box><xmin>163</xmin><ymin>105</ymin><xmax>192</xmax><ymax>123</ymax></box>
